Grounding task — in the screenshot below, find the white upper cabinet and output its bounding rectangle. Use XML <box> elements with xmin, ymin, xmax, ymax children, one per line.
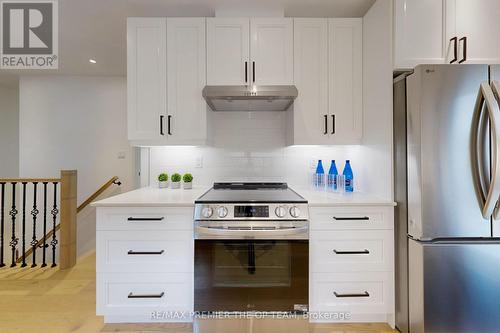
<box><xmin>394</xmin><ymin>0</ymin><xmax>500</xmax><ymax>69</ymax></box>
<box><xmin>292</xmin><ymin>19</ymin><xmax>329</xmax><ymax>145</ymax></box>
<box><xmin>127</xmin><ymin>18</ymin><xmax>167</xmax><ymax>142</ymax></box>
<box><xmin>166</xmin><ymin>18</ymin><xmax>207</xmax><ymax>144</ymax></box>
<box><xmin>328</xmin><ymin>19</ymin><xmax>363</xmax><ymax>144</ymax></box>
<box><xmin>127</xmin><ymin>18</ymin><xmax>207</xmax><ymax>146</ymax></box>
<box><xmin>206</xmin><ymin>18</ymin><xmax>250</xmax><ymax>85</ymax></box>
<box><xmin>290</xmin><ymin>18</ymin><xmax>362</xmax><ymax>145</ymax></box>
<box><xmin>451</xmin><ymin>0</ymin><xmax>500</xmax><ymax>64</ymax></box>
<box><xmin>250</xmin><ymin>18</ymin><xmax>294</xmax><ymax>85</ymax></box>
<box><xmin>393</xmin><ymin>0</ymin><xmax>449</xmax><ymax>69</ymax></box>
<box><xmin>206</xmin><ymin>18</ymin><xmax>293</xmax><ymax>86</ymax></box>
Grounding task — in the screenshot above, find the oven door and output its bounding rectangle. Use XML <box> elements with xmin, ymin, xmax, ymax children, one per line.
<box><xmin>194</xmin><ymin>240</ymin><xmax>308</xmax><ymax>312</ymax></box>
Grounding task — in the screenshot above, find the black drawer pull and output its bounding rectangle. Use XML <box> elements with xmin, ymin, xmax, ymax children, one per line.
<box><xmin>127</xmin><ymin>217</ymin><xmax>165</xmax><ymax>221</ymax></box>
<box><xmin>128</xmin><ymin>292</ymin><xmax>165</xmax><ymax>299</ymax></box>
<box><xmin>334</xmin><ymin>291</ymin><xmax>370</xmax><ymax>298</ymax></box>
<box><xmin>333</xmin><ymin>216</ymin><xmax>369</xmax><ymax>221</ymax></box>
<box><xmin>333</xmin><ymin>249</ymin><xmax>370</xmax><ymax>255</ymax></box>
<box><xmin>128</xmin><ymin>250</ymin><xmax>165</xmax><ymax>255</ymax></box>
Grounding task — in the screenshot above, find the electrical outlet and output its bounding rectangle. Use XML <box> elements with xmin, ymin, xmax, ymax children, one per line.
<box><xmin>309</xmin><ymin>159</ymin><xmax>317</xmax><ymax>169</ymax></box>
<box><xmin>195</xmin><ymin>156</ymin><xmax>203</xmax><ymax>168</ymax></box>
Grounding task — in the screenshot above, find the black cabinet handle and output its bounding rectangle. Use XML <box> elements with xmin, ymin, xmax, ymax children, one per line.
<box><xmin>167</xmin><ymin>115</ymin><xmax>172</xmax><ymax>135</ymax></box>
<box><xmin>128</xmin><ymin>292</ymin><xmax>164</xmax><ymax>299</ymax></box>
<box><xmin>160</xmin><ymin>115</ymin><xmax>164</xmax><ymax>135</ymax></box>
<box><xmin>450</xmin><ymin>37</ymin><xmax>458</xmax><ymax>64</ymax></box>
<box><xmin>331</xmin><ymin>114</ymin><xmax>336</xmax><ymax>134</ymax></box>
<box><xmin>333</xmin><ymin>249</ymin><xmax>370</xmax><ymax>255</ymax></box>
<box><xmin>128</xmin><ymin>250</ymin><xmax>165</xmax><ymax>255</ymax></box>
<box><xmin>245</xmin><ymin>61</ymin><xmax>248</xmax><ymax>83</ymax></box>
<box><xmin>324</xmin><ymin>115</ymin><xmax>328</xmax><ymax>134</ymax></box>
<box><xmin>252</xmin><ymin>61</ymin><xmax>255</xmax><ymax>83</ymax></box>
<box><xmin>459</xmin><ymin>37</ymin><xmax>467</xmax><ymax>64</ymax></box>
<box><xmin>334</xmin><ymin>291</ymin><xmax>370</xmax><ymax>298</ymax></box>
<box><xmin>127</xmin><ymin>217</ymin><xmax>165</xmax><ymax>221</ymax></box>
<box><xmin>333</xmin><ymin>216</ymin><xmax>369</xmax><ymax>221</ymax></box>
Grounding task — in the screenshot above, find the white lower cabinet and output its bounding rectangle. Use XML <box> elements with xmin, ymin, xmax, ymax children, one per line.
<box><xmin>96</xmin><ymin>206</ymin><xmax>194</xmax><ymax>323</ymax></box>
<box><xmin>309</xmin><ymin>205</ymin><xmax>395</xmax><ymax>326</ymax></box>
<box><xmin>96</xmin><ymin>272</ymin><xmax>193</xmax><ymax>322</ymax></box>
<box><xmin>310</xmin><ymin>272</ymin><xmax>394</xmax><ymax>323</ymax></box>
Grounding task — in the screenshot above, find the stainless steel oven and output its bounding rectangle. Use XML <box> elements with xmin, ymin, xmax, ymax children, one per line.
<box><xmin>193</xmin><ymin>183</ymin><xmax>309</xmax><ymax>313</ymax></box>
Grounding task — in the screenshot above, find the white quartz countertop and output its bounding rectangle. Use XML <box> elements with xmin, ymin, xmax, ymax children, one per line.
<box><xmin>91</xmin><ymin>187</ymin><xmax>209</xmax><ymax>207</ymax></box>
<box><xmin>92</xmin><ymin>186</ymin><xmax>395</xmax><ymax>207</ymax></box>
<box><xmin>291</xmin><ymin>188</ymin><xmax>396</xmax><ymax>207</ymax></box>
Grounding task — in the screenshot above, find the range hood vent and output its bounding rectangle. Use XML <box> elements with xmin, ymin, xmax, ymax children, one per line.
<box><xmin>202</xmin><ymin>85</ymin><xmax>298</xmax><ymax>112</ymax></box>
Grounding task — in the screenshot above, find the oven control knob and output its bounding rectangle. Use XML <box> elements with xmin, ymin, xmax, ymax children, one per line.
<box><xmin>201</xmin><ymin>206</ymin><xmax>213</xmax><ymax>218</ymax></box>
<box><xmin>275</xmin><ymin>206</ymin><xmax>287</xmax><ymax>218</ymax></box>
<box><xmin>217</xmin><ymin>206</ymin><xmax>228</xmax><ymax>218</ymax></box>
<box><xmin>289</xmin><ymin>206</ymin><xmax>301</xmax><ymax>218</ymax></box>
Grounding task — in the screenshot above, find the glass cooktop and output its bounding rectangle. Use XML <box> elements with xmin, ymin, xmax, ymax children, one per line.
<box><xmin>195</xmin><ymin>182</ymin><xmax>307</xmax><ymax>204</ymax></box>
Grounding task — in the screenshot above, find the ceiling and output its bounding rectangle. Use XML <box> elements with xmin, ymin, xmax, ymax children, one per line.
<box><xmin>0</xmin><ymin>0</ymin><xmax>376</xmax><ymax>88</ymax></box>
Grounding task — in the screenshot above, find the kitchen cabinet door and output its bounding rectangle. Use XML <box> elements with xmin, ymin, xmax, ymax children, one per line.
<box><xmin>206</xmin><ymin>18</ymin><xmax>250</xmax><ymax>85</ymax></box>
<box><xmin>393</xmin><ymin>0</ymin><xmax>450</xmax><ymax>69</ymax></box>
<box><xmin>250</xmin><ymin>18</ymin><xmax>293</xmax><ymax>85</ymax></box>
<box><xmin>127</xmin><ymin>18</ymin><xmax>167</xmax><ymax>142</ymax></box>
<box><xmin>328</xmin><ymin>19</ymin><xmax>363</xmax><ymax>144</ymax></box>
<box><xmin>167</xmin><ymin>18</ymin><xmax>207</xmax><ymax>145</ymax></box>
<box><xmin>452</xmin><ymin>0</ymin><xmax>500</xmax><ymax>64</ymax></box>
<box><xmin>292</xmin><ymin>19</ymin><xmax>329</xmax><ymax>145</ymax></box>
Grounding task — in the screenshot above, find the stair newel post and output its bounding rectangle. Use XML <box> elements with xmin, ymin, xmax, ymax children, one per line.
<box><xmin>59</xmin><ymin>170</ymin><xmax>77</xmax><ymax>269</ymax></box>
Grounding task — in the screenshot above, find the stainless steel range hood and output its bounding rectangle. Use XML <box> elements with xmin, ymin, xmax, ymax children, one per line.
<box><xmin>202</xmin><ymin>85</ymin><xmax>298</xmax><ymax>111</ymax></box>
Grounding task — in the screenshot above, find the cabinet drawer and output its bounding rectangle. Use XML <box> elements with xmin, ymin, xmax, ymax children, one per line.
<box><xmin>97</xmin><ymin>207</ymin><xmax>193</xmax><ymax>231</ymax></box>
<box><xmin>97</xmin><ymin>231</ymin><xmax>193</xmax><ymax>273</ymax></box>
<box><xmin>310</xmin><ymin>206</ymin><xmax>393</xmax><ymax>230</ymax></box>
<box><xmin>96</xmin><ymin>273</ymin><xmax>193</xmax><ymax>319</ymax></box>
<box><xmin>310</xmin><ymin>272</ymin><xmax>393</xmax><ymax>316</ymax></box>
<box><xmin>310</xmin><ymin>230</ymin><xmax>393</xmax><ymax>272</ymax></box>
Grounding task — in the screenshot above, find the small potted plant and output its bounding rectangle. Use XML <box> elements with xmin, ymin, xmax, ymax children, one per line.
<box><xmin>158</xmin><ymin>173</ymin><xmax>168</xmax><ymax>188</ymax></box>
<box><xmin>171</xmin><ymin>173</ymin><xmax>182</xmax><ymax>189</ymax></box>
<box><xmin>183</xmin><ymin>173</ymin><xmax>193</xmax><ymax>189</ymax></box>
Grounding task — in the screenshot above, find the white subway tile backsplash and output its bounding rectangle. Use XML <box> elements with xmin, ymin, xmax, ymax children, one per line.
<box><xmin>148</xmin><ymin>112</ymin><xmax>373</xmax><ymax>192</ymax></box>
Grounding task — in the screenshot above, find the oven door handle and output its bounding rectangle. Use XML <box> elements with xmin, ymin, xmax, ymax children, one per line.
<box><xmin>195</xmin><ymin>225</ymin><xmax>308</xmax><ymax>239</ymax></box>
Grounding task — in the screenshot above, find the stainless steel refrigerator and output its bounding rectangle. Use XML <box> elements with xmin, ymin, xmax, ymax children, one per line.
<box><xmin>394</xmin><ymin>64</ymin><xmax>500</xmax><ymax>333</ymax></box>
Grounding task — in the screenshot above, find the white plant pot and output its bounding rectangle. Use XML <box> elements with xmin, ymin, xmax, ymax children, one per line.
<box><xmin>171</xmin><ymin>181</ymin><xmax>181</xmax><ymax>189</ymax></box>
<box><xmin>183</xmin><ymin>182</ymin><xmax>192</xmax><ymax>189</ymax></box>
<box><xmin>159</xmin><ymin>181</ymin><xmax>168</xmax><ymax>189</ymax></box>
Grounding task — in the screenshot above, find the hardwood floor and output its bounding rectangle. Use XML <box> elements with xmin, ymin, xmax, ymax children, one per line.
<box><xmin>0</xmin><ymin>253</ymin><xmax>398</xmax><ymax>333</ymax></box>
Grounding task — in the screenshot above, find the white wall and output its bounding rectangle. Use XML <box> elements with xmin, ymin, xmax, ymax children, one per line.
<box><xmin>0</xmin><ymin>84</ymin><xmax>19</xmax><ymax>177</ymax></box>
<box><xmin>19</xmin><ymin>75</ymin><xmax>137</xmax><ymax>256</ymax></box>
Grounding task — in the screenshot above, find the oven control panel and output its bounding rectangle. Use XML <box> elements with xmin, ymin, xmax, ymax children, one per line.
<box><xmin>194</xmin><ymin>203</ymin><xmax>309</xmax><ymax>221</ymax></box>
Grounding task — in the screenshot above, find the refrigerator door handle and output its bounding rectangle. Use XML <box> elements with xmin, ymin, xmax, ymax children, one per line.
<box><xmin>473</xmin><ymin>82</ymin><xmax>500</xmax><ymax>219</ymax></box>
<box><xmin>491</xmin><ymin>80</ymin><xmax>500</xmax><ymax>220</ymax></box>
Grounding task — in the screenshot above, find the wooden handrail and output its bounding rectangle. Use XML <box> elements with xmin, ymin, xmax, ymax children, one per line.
<box><xmin>0</xmin><ymin>178</ymin><xmax>61</xmax><ymax>183</ymax></box>
<box><xmin>77</xmin><ymin>176</ymin><xmax>121</xmax><ymax>213</ymax></box>
<box><xmin>16</xmin><ymin>176</ymin><xmax>121</xmax><ymax>264</ymax></box>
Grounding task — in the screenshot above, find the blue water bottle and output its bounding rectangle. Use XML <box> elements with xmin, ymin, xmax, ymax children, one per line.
<box><xmin>314</xmin><ymin>160</ymin><xmax>325</xmax><ymax>188</ymax></box>
<box><xmin>343</xmin><ymin>160</ymin><xmax>354</xmax><ymax>192</ymax></box>
<box><xmin>327</xmin><ymin>160</ymin><xmax>338</xmax><ymax>191</ymax></box>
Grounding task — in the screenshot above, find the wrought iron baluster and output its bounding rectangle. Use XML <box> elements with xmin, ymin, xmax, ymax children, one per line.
<box><xmin>21</xmin><ymin>182</ymin><xmax>27</xmax><ymax>267</ymax></box>
<box><xmin>41</xmin><ymin>182</ymin><xmax>48</xmax><ymax>267</ymax></box>
<box><xmin>9</xmin><ymin>182</ymin><xmax>18</xmax><ymax>267</ymax></box>
<box><xmin>0</xmin><ymin>182</ymin><xmax>5</xmax><ymax>267</ymax></box>
<box><xmin>50</xmin><ymin>182</ymin><xmax>59</xmax><ymax>267</ymax></box>
<box><xmin>31</xmin><ymin>182</ymin><xmax>39</xmax><ymax>267</ymax></box>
